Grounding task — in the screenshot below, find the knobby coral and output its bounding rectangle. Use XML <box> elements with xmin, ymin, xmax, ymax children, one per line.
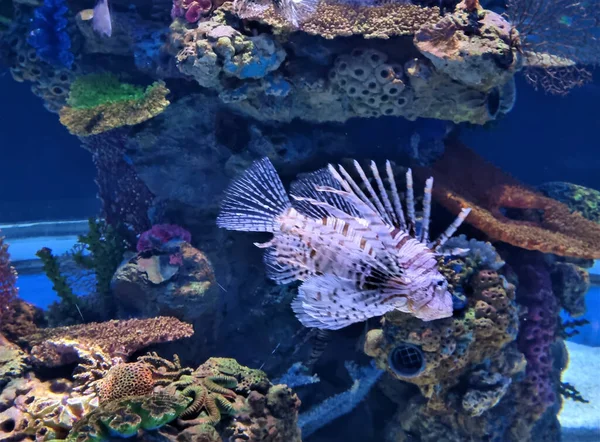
<box><xmin>415</xmin><ymin>141</ymin><xmax>600</xmax><ymax>259</ymax></box>
<box><xmin>59</xmin><ymin>73</ymin><xmax>170</xmax><ymax>135</ymax></box>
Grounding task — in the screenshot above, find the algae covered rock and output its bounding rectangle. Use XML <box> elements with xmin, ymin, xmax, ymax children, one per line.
<box><xmin>111</xmin><ymin>241</ymin><xmax>218</xmax><ymax>321</ymax></box>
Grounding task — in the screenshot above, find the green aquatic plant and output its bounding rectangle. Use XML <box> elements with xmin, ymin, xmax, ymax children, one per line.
<box><xmin>36</xmin><ymin>247</ymin><xmax>83</xmax><ymax>326</ymax></box>
<box><xmin>72</xmin><ymin>218</ymin><xmax>127</xmax><ymax>316</ymax></box>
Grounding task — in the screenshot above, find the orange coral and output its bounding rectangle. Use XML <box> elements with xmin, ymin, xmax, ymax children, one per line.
<box><xmin>415</xmin><ymin>142</ymin><xmax>600</xmax><ymax>259</ymax></box>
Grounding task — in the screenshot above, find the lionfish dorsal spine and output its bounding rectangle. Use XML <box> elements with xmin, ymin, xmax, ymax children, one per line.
<box><xmin>405</xmin><ymin>169</ymin><xmax>417</xmax><ymax>236</ymax></box>
<box><xmin>368</xmin><ymin>161</ymin><xmax>398</xmax><ymax>226</ymax></box>
<box><xmin>329</xmin><ymin>164</ymin><xmax>379</xmax><ymax>215</ymax></box>
<box><xmin>429</xmin><ymin>207</ymin><xmax>472</xmax><ymax>250</ymax></box>
<box><xmin>419</xmin><ymin>177</ymin><xmax>434</xmax><ymax>244</ymax></box>
<box><xmin>385</xmin><ymin>161</ymin><xmax>407</xmax><ymax>231</ymax></box>
<box><xmin>352</xmin><ymin>160</ymin><xmax>393</xmax><ymax>226</ymax></box>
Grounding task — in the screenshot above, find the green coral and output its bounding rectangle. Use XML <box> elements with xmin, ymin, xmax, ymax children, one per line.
<box><xmin>539</xmin><ymin>181</ymin><xmax>600</xmax><ymax>224</ymax></box>
<box><xmin>59</xmin><ymin>76</ymin><xmax>170</xmax><ymax>136</ymax></box>
<box><xmin>65</xmin><ymin>393</ymin><xmax>191</xmax><ymax>441</ymax></box>
<box><xmin>67</xmin><ymin>73</ymin><xmax>149</xmax><ymax>109</ymax></box>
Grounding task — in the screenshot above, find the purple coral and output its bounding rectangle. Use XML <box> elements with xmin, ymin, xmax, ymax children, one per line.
<box><xmin>0</xmin><ymin>235</ymin><xmax>18</xmax><ymax>328</ymax></box>
<box><xmin>137</xmin><ymin>224</ymin><xmax>192</xmax><ymax>252</ymax></box>
<box><xmin>514</xmin><ymin>253</ymin><xmax>558</xmax><ymax>418</ymax></box>
<box><xmin>172</xmin><ymin>0</ymin><xmax>212</xmax><ymax>22</ymax></box>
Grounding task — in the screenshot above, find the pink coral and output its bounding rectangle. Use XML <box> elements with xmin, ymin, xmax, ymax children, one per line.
<box><xmin>172</xmin><ymin>0</ymin><xmax>212</xmax><ymax>22</ymax></box>
<box><xmin>136</xmin><ymin>224</ymin><xmax>192</xmax><ymax>252</ymax></box>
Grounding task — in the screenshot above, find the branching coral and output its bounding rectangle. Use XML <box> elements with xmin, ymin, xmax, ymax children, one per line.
<box><xmin>21</xmin><ymin>316</ymin><xmax>194</xmax><ymax>368</ymax></box>
<box><xmin>415</xmin><ymin>141</ymin><xmax>600</xmax><ymax>259</ymax></box>
<box><xmin>506</xmin><ymin>0</ymin><xmax>599</xmax><ymax>94</ymax></box>
<box><xmin>59</xmin><ymin>73</ymin><xmax>170</xmax><ymax>135</ymax></box>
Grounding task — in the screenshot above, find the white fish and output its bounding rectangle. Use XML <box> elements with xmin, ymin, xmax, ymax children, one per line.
<box><xmin>233</xmin><ymin>0</ymin><xmax>318</xmax><ymax>27</ymax></box>
<box><xmin>217</xmin><ymin>158</ymin><xmax>471</xmax><ymax>330</ymax></box>
<box><xmin>92</xmin><ymin>0</ymin><xmax>112</xmax><ymax>37</ymax></box>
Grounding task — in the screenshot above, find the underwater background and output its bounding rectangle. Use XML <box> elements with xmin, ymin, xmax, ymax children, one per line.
<box><xmin>0</xmin><ymin>0</ymin><xmax>599</xmax><ymax>441</ymax></box>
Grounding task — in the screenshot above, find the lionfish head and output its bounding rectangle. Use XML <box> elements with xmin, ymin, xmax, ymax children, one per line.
<box><xmin>413</xmin><ymin>274</ymin><xmax>453</xmax><ymax>322</ymax></box>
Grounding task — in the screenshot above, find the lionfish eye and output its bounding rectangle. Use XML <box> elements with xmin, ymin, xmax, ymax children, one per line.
<box><xmin>436</xmin><ymin>280</ymin><xmax>444</xmax><ymax>286</ymax></box>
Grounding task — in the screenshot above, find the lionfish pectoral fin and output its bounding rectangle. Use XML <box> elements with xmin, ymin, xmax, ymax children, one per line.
<box><xmin>275</xmin><ymin>0</ymin><xmax>318</xmax><ymax>27</ymax></box>
<box><xmin>292</xmin><ymin>275</ymin><xmax>400</xmax><ymax>330</ymax></box>
<box><xmin>217</xmin><ymin>157</ymin><xmax>291</xmax><ymax>233</ymax></box>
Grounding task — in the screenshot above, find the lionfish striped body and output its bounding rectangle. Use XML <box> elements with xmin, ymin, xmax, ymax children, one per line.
<box><xmin>217</xmin><ymin>158</ymin><xmax>471</xmax><ymax>330</ymax></box>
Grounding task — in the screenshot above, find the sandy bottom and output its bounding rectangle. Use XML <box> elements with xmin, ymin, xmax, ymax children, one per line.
<box><xmin>560</xmin><ymin>341</ymin><xmax>600</xmax><ymax>441</ymax></box>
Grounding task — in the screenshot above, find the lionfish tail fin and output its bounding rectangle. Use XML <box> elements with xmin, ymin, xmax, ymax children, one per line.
<box><xmin>292</xmin><ymin>274</ymin><xmax>405</xmax><ymax>330</ymax></box>
<box><xmin>276</xmin><ymin>0</ymin><xmax>318</xmax><ymax>27</ymax></box>
<box><xmin>217</xmin><ymin>157</ymin><xmax>291</xmax><ymax>233</ymax></box>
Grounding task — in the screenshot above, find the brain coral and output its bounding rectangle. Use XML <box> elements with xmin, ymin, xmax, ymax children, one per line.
<box><xmin>98</xmin><ymin>363</ymin><xmax>155</xmax><ymax>403</ymax></box>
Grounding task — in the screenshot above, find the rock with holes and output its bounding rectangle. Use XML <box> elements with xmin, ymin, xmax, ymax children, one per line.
<box><xmin>365</xmin><ymin>241</ymin><xmax>522</xmax><ymax>413</ymax></box>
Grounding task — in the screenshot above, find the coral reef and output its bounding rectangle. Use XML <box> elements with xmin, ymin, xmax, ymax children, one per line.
<box><xmin>21</xmin><ymin>316</ymin><xmax>194</xmax><ymax>368</ymax></box>
<box><xmin>365</xmin><ymin>242</ymin><xmax>522</xmax><ymax>413</ymax></box>
<box><xmin>59</xmin><ymin>73</ymin><xmax>170</xmax><ymax>135</ymax></box>
<box><xmin>415</xmin><ymin>141</ymin><xmax>600</xmax><ymax>259</ymax></box>
<box><xmin>111</xmin><ymin>241</ymin><xmax>217</xmax><ymax>321</ymax></box>
<box><xmin>538</xmin><ymin>181</ymin><xmax>600</xmax><ymax>224</ymax></box>
<box><xmin>166</xmin><ymin>1</ymin><xmax>519</xmax><ymax>124</ymax></box>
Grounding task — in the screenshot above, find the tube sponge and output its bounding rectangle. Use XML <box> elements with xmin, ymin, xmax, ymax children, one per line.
<box><xmin>27</xmin><ymin>0</ymin><xmax>74</xmax><ymax>68</ymax></box>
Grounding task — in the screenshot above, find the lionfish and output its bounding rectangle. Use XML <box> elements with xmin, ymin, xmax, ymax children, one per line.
<box><xmin>217</xmin><ymin>158</ymin><xmax>471</xmax><ymax>330</ymax></box>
